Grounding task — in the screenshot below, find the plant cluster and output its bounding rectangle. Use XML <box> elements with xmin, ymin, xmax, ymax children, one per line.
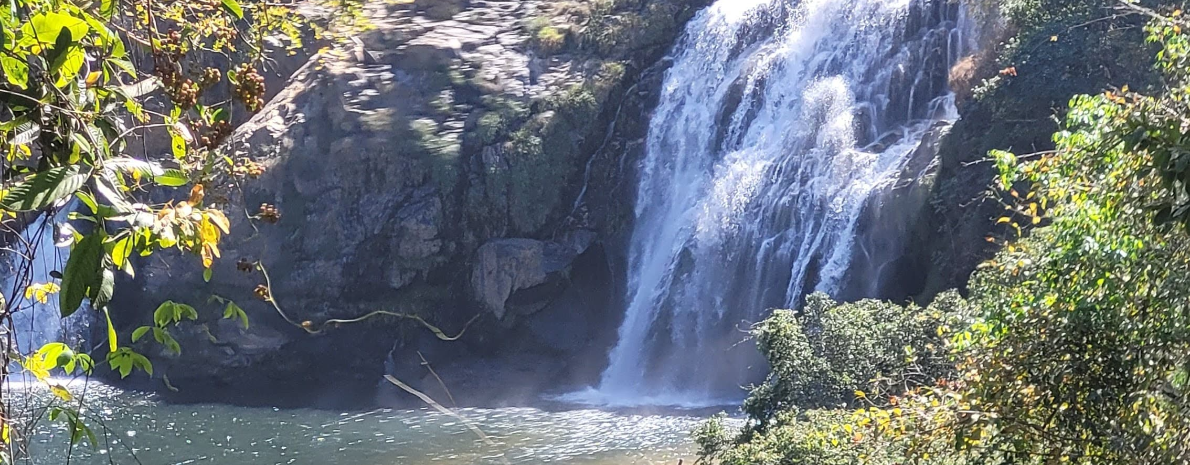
<box><xmin>699</xmin><ymin>293</ymin><xmax>967</xmax><ymax>464</ymax></box>
<box><xmin>702</xmin><ymin>3</ymin><xmax>1190</xmax><ymax>465</ymax></box>
<box><xmin>0</xmin><ymin>0</ymin><xmax>337</xmax><ymax>460</ymax></box>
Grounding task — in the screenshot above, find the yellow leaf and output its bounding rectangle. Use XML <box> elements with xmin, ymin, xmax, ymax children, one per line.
<box><xmin>22</xmin><ymin>356</ymin><xmax>49</xmax><ymax>381</ymax></box>
<box><xmin>201</xmin><ymin>243</ymin><xmax>215</xmax><ymax>268</ymax></box>
<box><xmin>1050</xmin><ymin>35</ymin><xmax>1058</xmax><ymax>42</ymax></box>
<box><xmin>206</xmin><ymin>209</ymin><xmax>231</xmax><ymax>234</ymax></box>
<box><xmin>1032</xmin><ymin>216</ymin><xmax>1041</xmax><ymax>225</ymax></box>
<box><xmin>24</xmin><ymin>283</ymin><xmax>61</xmax><ymax>304</ymax></box>
<box><xmin>198</xmin><ymin>217</ymin><xmax>220</xmax><ymax>245</ymax></box>
<box><xmin>1121</xmin><ymin>85</ymin><xmax>1129</xmax><ymax>93</ymax></box>
<box><xmin>855</xmin><ymin>390</ymin><xmax>866</xmax><ymax>399</ymax></box>
<box><xmin>49</xmin><ymin>384</ymin><xmax>73</xmax><ymax>402</ymax></box>
<box><xmin>997</xmin><ymin>217</ymin><xmax>1011</xmax><ymax>224</ymax></box>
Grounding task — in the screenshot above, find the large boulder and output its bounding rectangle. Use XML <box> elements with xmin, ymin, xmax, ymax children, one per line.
<box><xmin>472</xmin><ymin>239</ymin><xmax>549</xmax><ymax>320</ymax></box>
<box><xmin>470</xmin><ymin>230</ymin><xmax>594</xmax><ymax>320</ymax></box>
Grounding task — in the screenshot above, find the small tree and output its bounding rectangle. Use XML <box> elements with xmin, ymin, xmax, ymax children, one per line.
<box><xmin>0</xmin><ymin>0</ymin><xmax>321</xmax><ymax>460</ymax></box>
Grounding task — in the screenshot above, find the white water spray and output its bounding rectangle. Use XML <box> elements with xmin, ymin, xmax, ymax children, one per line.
<box><xmin>584</xmin><ymin>0</ymin><xmax>971</xmax><ymax>405</ymax></box>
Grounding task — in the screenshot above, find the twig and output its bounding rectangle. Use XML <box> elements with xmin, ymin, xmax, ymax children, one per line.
<box><xmin>256</xmin><ymin>262</ymin><xmax>481</xmax><ymax>339</ymax></box>
<box><xmin>383</xmin><ymin>375</ymin><xmax>510</xmax><ymax>465</ymax></box>
<box><xmin>417</xmin><ymin>351</ymin><xmax>456</xmax><ymax>408</ymax></box>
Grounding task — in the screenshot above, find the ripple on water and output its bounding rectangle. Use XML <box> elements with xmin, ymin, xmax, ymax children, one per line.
<box><xmin>10</xmin><ymin>381</ymin><xmax>722</xmax><ymax>465</ymax></box>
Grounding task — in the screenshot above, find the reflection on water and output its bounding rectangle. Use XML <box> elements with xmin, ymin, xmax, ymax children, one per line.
<box><xmin>12</xmin><ymin>381</ymin><xmax>713</xmax><ymax>465</ymax></box>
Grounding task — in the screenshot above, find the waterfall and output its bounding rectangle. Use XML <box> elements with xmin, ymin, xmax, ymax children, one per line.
<box><xmin>2</xmin><ymin>211</ymin><xmax>90</xmax><ymax>366</ymax></box>
<box><xmin>588</xmin><ymin>0</ymin><xmax>971</xmax><ymax>405</ymax></box>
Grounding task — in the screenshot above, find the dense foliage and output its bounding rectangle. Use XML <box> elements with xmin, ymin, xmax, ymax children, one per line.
<box><xmin>700</xmin><ymin>2</ymin><xmax>1190</xmax><ymax>465</ymax></box>
<box><xmin>697</xmin><ymin>293</ymin><xmax>966</xmax><ymax>465</ymax></box>
<box><xmin>741</xmin><ymin>293</ymin><xmax>966</xmax><ymax>425</ymax></box>
<box><xmin>0</xmin><ymin>0</ymin><xmax>331</xmax><ymax>461</ymax></box>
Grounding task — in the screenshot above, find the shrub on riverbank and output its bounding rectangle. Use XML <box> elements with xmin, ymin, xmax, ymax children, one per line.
<box><xmin>697</xmin><ymin>292</ymin><xmax>967</xmax><ymax>463</ymax></box>
<box><xmin>702</xmin><ymin>4</ymin><xmax>1190</xmax><ymax>464</ymax></box>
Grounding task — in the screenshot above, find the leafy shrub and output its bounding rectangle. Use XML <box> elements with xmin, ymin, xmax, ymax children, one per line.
<box><xmin>534</xmin><ymin>26</ymin><xmax>567</xmax><ymax>55</ymax></box>
<box><xmin>698</xmin><ymin>408</ymin><xmax>938</xmax><ymax>465</ymax></box>
<box><xmin>741</xmin><ymin>292</ymin><xmax>967</xmax><ymax>427</ymax></box>
<box><xmin>846</xmin><ymin>9</ymin><xmax>1190</xmax><ymax>465</ymax></box>
<box><xmin>475</xmin><ymin>112</ymin><xmax>508</xmax><ymax>146</ymax></box>
<box><xmin>524</xmin><ymin>16</ymin><xmax>551</xmax><ymax>35</ymax></box>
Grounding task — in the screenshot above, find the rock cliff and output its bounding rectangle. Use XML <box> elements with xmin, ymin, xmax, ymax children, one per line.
<box><xmin>112</xmin><ymin>0</ymin><xmax>709</xmax><ymax>407</ymax></box>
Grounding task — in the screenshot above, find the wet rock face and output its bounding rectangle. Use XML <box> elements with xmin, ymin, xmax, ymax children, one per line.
<box><xmin>118</xmin><ymin>0</ymin><xmax>711</xmax><ymax>406</ymax></box>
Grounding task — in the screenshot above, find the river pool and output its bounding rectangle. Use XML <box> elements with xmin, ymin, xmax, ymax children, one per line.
<box><xmin>11</xmin><ymin>381</ymin><xmax>714</xmax><ymax>465</ymax></box>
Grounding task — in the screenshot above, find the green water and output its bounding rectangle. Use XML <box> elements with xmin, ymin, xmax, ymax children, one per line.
<box><xmin>10</xmin><ymin>381</ymin><xmax>710</xmax><ymax>465</ymax></box>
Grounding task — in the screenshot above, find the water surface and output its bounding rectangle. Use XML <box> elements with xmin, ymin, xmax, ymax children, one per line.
<box><xmin>12</xmin><ymin>382</ymin><xmax>708</xmax><ymax>465</ymax></box>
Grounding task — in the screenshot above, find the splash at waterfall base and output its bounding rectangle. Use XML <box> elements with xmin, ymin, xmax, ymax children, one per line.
<box><xmin>576</xmin><ymin>0</ymin><xmax>971</xmax><ymax>406</ymax></box>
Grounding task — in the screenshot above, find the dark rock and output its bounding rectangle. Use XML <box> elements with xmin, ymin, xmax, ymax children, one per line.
<box><xmin>115</xmin><ymin>0</ymin><xmax>713</xmax><ymax>406</ymax></box>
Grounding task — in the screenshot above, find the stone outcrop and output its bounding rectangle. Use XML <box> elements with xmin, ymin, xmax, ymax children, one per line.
<box><xmin>115</xmin><ymin>0</ymin><xmax>710</xmax><ymax>406</ymax></box>
<box><xmin>471</xmin><ymin>231</ymin><xmax>595</xmax><ymax>320</ymax></box>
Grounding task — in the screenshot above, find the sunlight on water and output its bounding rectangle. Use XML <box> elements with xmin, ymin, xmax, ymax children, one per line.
<box><xmin>554</xmin><ymin>387</ymin><xmax>742</xmax><ymax>411</ymax></box>
<box><xmin>11</xmin><ymin>382</ymin><xmax>712</xmax><ymax>465</ymax></box>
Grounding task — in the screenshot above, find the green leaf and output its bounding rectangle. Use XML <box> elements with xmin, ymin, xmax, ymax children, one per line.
<box><xmin>108</xmin><ymin>58</ymin><xmax>136</xmax><ymax>78</ymax></box>
<box><xmin>175</xmin><ymin>303</ymin><xmax>198</xmax><ymax>321</ymax></box>
<box><xmin>153</xmin><ymin>301</ymin><xmax>176</xmax><ymax>327</ymax></box>
<box><xmin>35</xmin><ymin>343</ymin><xmax>68</xmax><ymax>368</ymax></box>
<box><xmin>22</xmin><ymin>12</ymin><xmax>89</xmax><ymax>48</ymax></box>
<box><xmin>104</xmin><ymin>307</ymin><xmax>117</xmax><ymax>352</ymax></box>
<box><xmin>93</xmin><ymin>268</ymin><xmax>114</xmax><ymax>306</ymax></box>
<box><xmin>105</xmin><ymin>157</ymin><xmax>163</xmax><ymax>178</ymax></box>
<box><xmin>49</xmin><ymin>45</ymin><xmax>85</xmax><ymax>87</ymax></box>
<box><xmin>93</xmin><ymin>174</ymin><xmax>134</xmax><ymax>214</ymax></box>
<box><xmin>152</xmin><ymin>328</ymin><xmax>181</xmax><ymax>354</ymax></box>
<box><xmin>108</xmin><ymin>350</ymin><xmax>132</xmax><ymax>378</ymax></box>
<box><xmin>221</xmin><ymin>0</ymin><xmax>244</xmax><ymax>19</ymax></box>
<box><xmin>0</xmin><ymin>165</ymin><xmax>90</xmax><ymax>212</ymax></box>
<box><xmin>203</xmin><ymin>267</ymin><xmax>212</xmax><ymax>282</ymax></box>
<box><xmin>131</xmin><ymin>352</ymin><xmax>152</xmax><ymax>376</ymax></box>
<box><xmin>82</xmin><ymin>13</ymin><xmax>123</xmax><ymax>58</ymax></box>
<box><xmin>108</xmin><ymin>236</ymin><xmax>132</xmax><ymax>270</ymax></box>
<box><xmin>223</xmin><ymin>301</ymin><xmax>249</xmax><ymax>329</ymax></box>
<box><xmin>60</xmin><ymin>232</ymin><xmax>103</xmax><ymax>317</ymax></box>
<box><xmin>155</xmin><ymin>169</ymin><xmax>188</xmax><ymax>187</ymax></box>
<box><xmin>100</xmin><ymin>0</ymin><xmax>116</xmax><ymax>17</ymax></box>
<box><xmin>131</xmin><ymin>326</ymin><xmax>150</xmax><ymax>342</ymax></box>
<box><xmin>1</xmin><ymin>55</ymin><xmax>28</xmax><ymax>88</ymax></box>
<box><xmin>75</xmin><ymin>354</ymin><xmax>94</xmax><ymax>374</ymax></box>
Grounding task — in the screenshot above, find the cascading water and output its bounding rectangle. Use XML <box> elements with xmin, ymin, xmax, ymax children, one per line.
<box><xmin>587</xmin><ymin>0</ymin><xmax>973</xmax><ymax>405</ymax></box>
